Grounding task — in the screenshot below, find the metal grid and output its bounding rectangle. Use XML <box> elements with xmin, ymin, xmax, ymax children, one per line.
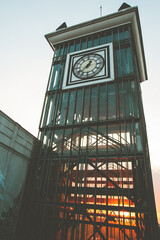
<box><xmin>35</xmin><ymin>124</ymin><xmax>147</xmax><ymax>239</ymax></box>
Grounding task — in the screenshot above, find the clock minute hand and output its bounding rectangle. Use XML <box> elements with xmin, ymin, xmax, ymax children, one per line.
<box><xmin>82</xmin><ymin>60</ymin><xmax>92</xmax><ymax>71</ymax></box>
<box><xmin>77</xmin><ymin>60</ymin><xmax>92</xmax><ymax>75</ymax></box>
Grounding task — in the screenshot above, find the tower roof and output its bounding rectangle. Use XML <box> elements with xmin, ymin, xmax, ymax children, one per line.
<box><xmin>118</xmin><ymin>3</ymin><xmax>131</xmax><ymax>11</ymax></box>
<box><xmin>56</xmin><ymin>22</ymin><xmax>67</xmax><ymax>31</ymax></box>
<box><xmin>45</xmin><ymin>6</ymin><xmax>147</xmax><ymax>82</ymax></box>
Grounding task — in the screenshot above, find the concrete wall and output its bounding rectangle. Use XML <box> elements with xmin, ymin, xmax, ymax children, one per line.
<box><xmin>0</xmin><ymin>110</ymin><xmax>37</xmax><ymax>240</ymax></box>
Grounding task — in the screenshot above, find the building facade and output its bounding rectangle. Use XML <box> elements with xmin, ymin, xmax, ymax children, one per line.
<box><xmin>0</xmin><ymin>110</ymin><xmax>37</xmax><ymax>240</ymax></box>
<box><xmin>15</xmin><ymin>5</ymin><xmax>159</xmax><ymax>240</ymax></box>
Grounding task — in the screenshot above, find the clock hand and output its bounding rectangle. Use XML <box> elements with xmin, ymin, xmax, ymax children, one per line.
<box><xmin>86</xmin><ymin>60</ymin><xmax>92</xmax><ymax>68</ymax></box>
<box><xmin>77</xmin><ymin>60</ymin><xmax>92</xmax><ymax>74</ymax></box>
<box><xmin>81</xmin><ymin>60</ymin><xmax>92</xmax><ymax>71</ymax></box>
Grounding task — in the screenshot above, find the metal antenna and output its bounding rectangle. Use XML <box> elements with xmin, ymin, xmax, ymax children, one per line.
<box><xmin>100</xmin><ymin>5</ymin><xmax>102</xmax><ymax>17</ymax></box>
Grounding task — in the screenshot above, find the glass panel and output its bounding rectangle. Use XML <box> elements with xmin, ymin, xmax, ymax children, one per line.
<box><xmin>40</xmin><ymin>95</ymin><xmax>48</xmax><ymax>128</ymax></box>
<box><xmin>64</xmin><ymin>43</ymin><xmax>68</xmax><ymax>55</ymax></box>
<box><xmin>72</xmin><ymin>128</ymin><xmax>80</xmax><ymax>154</ymax></box>
<box><xmin>100</xmin><ymin>32</ymin><xmax>106</xmax><ymax>45</ymax></box>
<box><xmin>122</xmin><ymin>47</ymin><xmax>133</xmax><ymax>74</ymax></box>
<box><xmin>67</xmin><ymin>91</ymin><xmax>76</xmax><ymax>125</ymax></box>
<box><xmin>46</xmin><ymin>95</ymin><xmax>56</xmax><ymax>126</ymax></box>
<box><xmin>38</xmin><ymin>131</ymin><xmax>41</xmax><ymax>140</ymax></box>
<box><xmin>113</xmin><ymin>29</ymin><xmax>119</xmax><ymax>42</ymax></box>
<box><xmin>108</xmin><ymin>84</ymin><xmax>116</xmax><ymax>120</ymax></box>
<box><xmin>48</xmin><ymin>64</ymin><xmax>60</xmax><ymax>90</ymax></box>
<box><xmin>115</xmin><ymin>48</ymin><xmax>122</xmax><ymax>77</ymax></box>
<box><xmin>60</xmin><ymin>45</ymin><xmax>64</xmax><ymax>56</ymax></box>
<box><xmin>106</xmin><ymin>31</ymin><xmax>112</xmax><ymax>43</ymax></box>
<box><xmin>118</xmin><ymin>81</ymin><xmax>131</xmax><ymax>118</ymax></box>
<box><xmin>119</xmin><ymin>27</ymin><xmax>125</xmax><ymax>41</ymax></box>
<box><xmin>125</xmin><ymin>93</ymin><xmax>132</xmax><ymax>117</ymax></box>
<box><xmin>93</xmin><ymin>34</ymin><xmax>99</xmax><ymax>47</ymax></box>
<box><xmin>69</xmin><ymin>41</ymin><xmax>74</xmax><ymax>53</ymax></box>
<box><xmin>135</xmin><ymin>122</ymin><xmax>143</xmax><ymax>152</ymax></box>
<box><xmin>116</xmin><ymin>47</ymin><xmax>134</xmax><ymax>77</ymax></box>
<box><xmin>97</xmin><ymin>122</ymin><xmax>135</xmax><ymax>153</ymax></box>
<box><xmin>118</xmin><ymin>81</ymin><xmax>140</xmax><ymax>119</ymax></box>
<box><xmin>74</xmin><ymin>89</ymin><xmax>83</xmax><ymax>124</ymax></box>
<box><xmin>54</xmin><ymin>46</ymin><xmax>60</xmax><ymax>57</ymax></box>
<box><xmin>120</xmin><ymin>123</ymin><xmax>131</xmax><ymax>148</ymax></box>
<box><xmin>59</xmin><ymin>92</ymin><xmax>69</xmax><ymax>125</ymax></box>
<box><xmin>41</xmin><ymin>95</ymin><xmax>57</xmax><ymax>127</ymax></box>
<box><xmin>131</xmin><ymin>81</ymin><xmax>139</xmax><ymax>117</ymax></box>
<box><xmin>118</xmin><ymin>85</ymin><xmax>126</xmax><ymax>118</ymax></box>
<box><xmin>82</xmin><ymin>87</ymin><xmax>90</xmax><ymax>122</ymax></box>
<box><xmin>42</xmin><ymin>130</ymin><xmax>51</xmax><ymax>147</ymax></box>
<box><xmin>63</xmin><ymin>128</ymin><xmax>73</xmax><ymax>153</ymax></box>
<box><xmin>124</xmin><ymin>25</ymin><xmax>130</xmax><ymax>39</ymax></box>
<box><xmin>90</xmin><ymin>86</ymin><xmax>98</xmax><ymax>122</ymax></box>
<box><xmin>58</xmin><ymin>63</ymin><xmax>65</xmax><ymax>89</ymax></box>
<box><xmin>52</xmin><ymin>129</ymin><xmax>64</xmax><ymax>152</ymax></box>
<box><xmin>88</xmin><ymin>125</ymin><xmax>97</xmax><ymax>151</ymax></box>
<box><xmin>87</xmin><ymin>36</ymin><xmax>92</xmax><ymax>48</ymax></box>
<box><xmin>81</xmin><ymin>38</ymin><xmax>87</xmax><ymax>50</ymax></box>
<box><xmin>56</xmin><ymin>93</ymin><xmax>62</xmax><ymax>125</ymax></box>
<box><xmin>75</xmin><ymin>41</ymin><xmax>80</xmax><ymax>51</ymax></box>
<box><xmin>99</xmin><ymin>84</ymin><xmax>107</xmax><ymax>121</ymax></box>
<box><xmin>98</xmin><ymin>125</ymin><xmax>107</xmax><ymax>152</ymax></box>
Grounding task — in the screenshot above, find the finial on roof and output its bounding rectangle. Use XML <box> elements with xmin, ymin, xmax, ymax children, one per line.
<box><xmin>118</xmin><ymin>3</ymin><xmax>131</xmax><ymax>11</ymax></box>
<box><xmin>56</xmin><ymin>22</ymin><xmax>67</xmax><ymax>31</ymax></box>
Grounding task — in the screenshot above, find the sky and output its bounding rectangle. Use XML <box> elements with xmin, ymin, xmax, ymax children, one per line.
<box><xmin>0</xmin><ymin>0</ymin><xmax>160</xmax><ymax>224</ymax></box>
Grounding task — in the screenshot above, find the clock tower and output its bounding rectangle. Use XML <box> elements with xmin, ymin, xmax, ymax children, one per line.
<box><xmin>15</xmin><ymin>4</ymin><xmax>159</xmax><ymax>240</ymax></box>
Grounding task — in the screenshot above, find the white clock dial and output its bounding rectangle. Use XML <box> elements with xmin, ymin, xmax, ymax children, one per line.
<box><xmin>73</xmin><ymin>53</ymin><xmax>104</xmax><ymax>79</ymax></box>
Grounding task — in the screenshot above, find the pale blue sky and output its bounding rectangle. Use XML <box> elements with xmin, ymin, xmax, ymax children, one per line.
<box><xmin>0</xmin><ymin>0</ymin><xmax>160</xmax><ymax>219</ymax></box>
<box><xmin>1</xmin><ymin>0</ymin><xmax>160</xmax><ymax>165</ymax></box>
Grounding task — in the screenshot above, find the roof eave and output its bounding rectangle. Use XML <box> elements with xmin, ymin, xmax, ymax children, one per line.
<box><xmin>45</xmin><ymin>6</ymin><xmax>147</xmax><ymax>82</ymax></box>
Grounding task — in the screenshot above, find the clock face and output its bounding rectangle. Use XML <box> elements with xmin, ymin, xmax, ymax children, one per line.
<box><xmin>62</xmin><ymin>43</ymin><xmax>114</xmax><ymax>89</ymax></box>
<box><xmin>73</xmin><ymin>53</ymin><xmax>104</xmax><ymax>79</ymax></box>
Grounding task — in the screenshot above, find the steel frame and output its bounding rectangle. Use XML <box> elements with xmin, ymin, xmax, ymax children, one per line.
<box><xmin>36</xmin><ymin>125</ymin><xmax>147</xmax><ymax>239</ymax></box>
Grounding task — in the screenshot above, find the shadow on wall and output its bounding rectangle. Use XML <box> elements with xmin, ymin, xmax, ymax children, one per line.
<box><xmin>0</xmin><ymin>189</ymin><xmax>22</xmax><ymax>240</ymax></box>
